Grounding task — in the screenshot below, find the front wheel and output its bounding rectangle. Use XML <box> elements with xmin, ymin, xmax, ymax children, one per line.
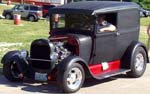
<box><xmin>3</xmin><ymin>60</ymin><xmax>24</xmax><ymax>81</ymax></box>
<box><xmin>127</xmin><ymin>47</ymin><xmax>147</xmax><ymax>78</ymax></box>
<box><xmin>5</xmin><ymin>13</ymin><xmax>12</xmax><ymax>19</ymax></box>
<box><xmin>57</xmin><ymin>63</ymin><xmax>85</xmax><ymax>93</ymax></box>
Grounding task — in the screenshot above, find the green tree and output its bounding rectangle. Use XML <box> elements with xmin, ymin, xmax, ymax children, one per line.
<box><xmin>132</xmin><ymin>0</ymin><xmax>150</xmax><ymax>9</ymax></box>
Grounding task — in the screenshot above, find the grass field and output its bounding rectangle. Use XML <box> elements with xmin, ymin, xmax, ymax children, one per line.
<box><xmin>0</xmin><ymin>20</ymin><xmax>49</xmax><ymax>67</ymax></box>
<box><xmin>140</xmin><ymin>17</ymin><xmax>150</xmax><ymax>26</ymax></box>
<box><xmin>0</xmin><ymin>4</ymin><xmax>150</xmax><ymax>68</ymax></box>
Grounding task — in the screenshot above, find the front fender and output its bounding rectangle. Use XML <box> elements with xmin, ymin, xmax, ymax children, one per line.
<box><xmin>57</xmin><ymin>55</ymin><xmax>92</xmax><ymax>78</ymax></box>
<box><xmin>57</xmin><ymin>56</ymin><xmax>87</xmax><ymax>72</ymax></box>
<box><xmin>1</xmin><ymin>50</ymin><xmax>20</xmax><ymax>64</ymax></box>
<box><xmin>1</xmin><ymin>50</ymin><xmax>29</xmax><ymax>74</ymax></box>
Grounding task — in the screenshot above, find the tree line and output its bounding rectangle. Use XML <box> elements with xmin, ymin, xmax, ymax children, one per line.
<box><xmin>132</xmin><ymin>0</ymin><xmax>150</xmax><ymax>9</ymax></box>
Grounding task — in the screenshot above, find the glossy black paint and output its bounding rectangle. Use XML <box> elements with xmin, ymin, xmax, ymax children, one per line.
<box><xmin>30</xmin><ymin>39</ymin><xmax>55</xmax><ymax>71</ymax></box>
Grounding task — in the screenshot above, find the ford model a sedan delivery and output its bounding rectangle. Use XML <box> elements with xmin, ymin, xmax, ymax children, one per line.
<box><xmin>1</xmin><ymin>1</ymin><xmax>149</xmax><ymax>93</ymax></box>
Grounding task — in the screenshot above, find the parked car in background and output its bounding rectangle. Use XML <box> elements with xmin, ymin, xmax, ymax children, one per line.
<box><xmin>2</xmin><ymin>4</ymin><xmax>43</xmax><ymax>21</ymax></box>
<box><xmin>140</xmin><ymin>7</ymin><xmax>150</xmax><ymax>17</ymax></box>
<box><xmin>42</xmin><ymin>5</ymin><xmax>56</xmax><ymax>18</ymax></box>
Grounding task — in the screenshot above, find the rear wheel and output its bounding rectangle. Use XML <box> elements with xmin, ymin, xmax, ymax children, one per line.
<box><xmin>127</xmin><ymin>47</ymin><xmax>147</xmax><ymax>78</ymax></box>
<box><xmin>57</xmin><ymin>63</ymin><xmax>85</xmax><ymax>93</ymax></box>
<box><xmin>3</xmin><ymin>60</ymin><xmax>23</xmax><ymax>81</ymax></box>
<box><xmin>28</xmin><ymin>15</ymin><xmax>36</xmax><ymax>22</ymax></box>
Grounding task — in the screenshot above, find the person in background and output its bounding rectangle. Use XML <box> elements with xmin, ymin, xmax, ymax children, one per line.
<box><xmin>53</xmin><ymin>14</ymin><xmax>59</xmax><ymax>28</ymax></box>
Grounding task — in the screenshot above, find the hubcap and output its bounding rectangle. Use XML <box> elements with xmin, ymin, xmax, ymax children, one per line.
<box><xmin>135</xmin><ymin>53</ymin><xmax>144</xmax><ymax>72</ymax></box>
<box><xmin>67</xmin><ymin>67</ymin><xmax>83</xmax><ymax>90</ymax></box>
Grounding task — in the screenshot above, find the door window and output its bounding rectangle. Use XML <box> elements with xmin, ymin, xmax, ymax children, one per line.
<box><xmin>24</xmin><ymin>6</ymin><xmax>29</xmax><ymax>10</ymax></box>
<box><xmin>96</xmin><ymin>13</ymin><xmax>117</xmax><ymax>33</ymax></box>
<box><xmin>13</xmin><ymin>5</ymin><xmax>24</xmax><ymax>10</ymax></box>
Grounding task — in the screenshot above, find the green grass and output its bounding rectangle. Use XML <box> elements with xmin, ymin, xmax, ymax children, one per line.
<box><xmin>139</xmin><ymin>17</ymin><xmax>150</xmax><ymax>45</ymax></box>
<box><xmin>0</xmin><ymin>19</ymin><xmax>49</xmax><ymax>66</ymax></box>
<box><xmin>140</xmin><ymin>17</ymin><xmax>150</xmax><ymax>26</ymax></box>
<box><xmin>139</xmin><ymin>30</ymin><xmax>148</xmax><ymax>45</ymax></box>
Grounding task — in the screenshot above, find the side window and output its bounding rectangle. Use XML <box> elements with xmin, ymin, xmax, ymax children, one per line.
<box><xmin>18</xmin><ymin>5</ymin><xmax>24</xmax><ymax>10</ymax></box>
<box><xmin>30</xmin><ymin>6</ymin><xmax>36</xmax><ymax>10</ymax></box>
<box><xmin>14</xmin><ymin>5</ymin><xmax>20</xmax><ymax>10</ymax></box>
<box><xmin>24</xmin><ymin>6</ymin><xmax>29</xmax><ymax>10</ymax></box>
<box><xmin>96</xmin><ymin>13</ymin><xmax>117</xmax><ymax>33</ymax></box>
<box><xmin>30</xmin><ymin>6</ymin><xmax>41</xmax><ymax>11</ymax></box>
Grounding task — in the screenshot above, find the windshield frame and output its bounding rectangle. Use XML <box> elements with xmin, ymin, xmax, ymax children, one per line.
<box><xmin>50</xmin><ymin>13</ymin><xmax>95</xmax><ymax>34</ymax></box>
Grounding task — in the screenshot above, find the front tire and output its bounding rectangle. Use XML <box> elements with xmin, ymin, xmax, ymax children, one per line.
<box><xmin>5</xmin><ymin>13</ymin><xmax>12</xmax><ymax>19</ymax></box>
<box><xmin>57</xmin><ymin>63</ymin><xmax>85</xmax><ymax>93</ymax></box>
<box><xmin>3</xmin><ymin>60</ymin><xmax>23</xmax><ymax>81</ymax></box>
<box><xmin>127</xmin><ymin>47</ymin><xmax>147</xmax><ymax>78</ymax></box>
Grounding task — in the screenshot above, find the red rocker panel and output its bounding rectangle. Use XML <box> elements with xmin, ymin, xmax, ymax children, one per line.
<box><xmin>89</xmin><ymin>60</ymin><xmax>120</xmax><ymax>76</ymax></box>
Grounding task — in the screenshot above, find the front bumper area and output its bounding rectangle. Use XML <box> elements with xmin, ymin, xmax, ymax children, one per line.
<box><xmin>8</xmin><ymin>53</ymin><xmax>56</xmax><ymax>81</ymax></box>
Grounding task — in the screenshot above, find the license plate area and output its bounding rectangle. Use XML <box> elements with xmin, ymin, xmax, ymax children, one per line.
<box><xmin>35</xmin><ymin>72</ymin><xmax>47</xmax><ymax>81</ymax></box>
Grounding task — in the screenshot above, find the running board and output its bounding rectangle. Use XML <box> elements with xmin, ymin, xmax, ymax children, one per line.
<box><xmin>94</xmin><ymin>69</ymin><xmax>131</xmax><ymax>80</ymax></box>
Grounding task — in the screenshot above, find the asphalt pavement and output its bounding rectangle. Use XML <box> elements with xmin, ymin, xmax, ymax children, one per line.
<box><xmin>0</xmin><ymin>64</ymin><xmax>150</xmax><ymax>94</ymax></box>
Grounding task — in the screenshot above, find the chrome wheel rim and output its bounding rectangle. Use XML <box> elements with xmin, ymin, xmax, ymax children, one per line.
<box><xmin>67</xmin><ymin>67</ymin><xmax>83</xmax><ymax>90</ymax></box>
<box><xmin>135</xmin><ymin>53</ymin><xmax>144</xmax><ymax>72</ymax></box>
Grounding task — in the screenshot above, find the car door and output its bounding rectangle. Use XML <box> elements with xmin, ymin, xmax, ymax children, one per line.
<box><xmin>94</xmin><ymin>31</ymin><xmax>117</xmax><ymax>64</ymax></box>
<box><xmin>92</xmin><ymin>13</ymin><xmax>119</xmax><ymax>64</ymax></box>
<box><xmin>21</xmin><ymin>5</ymin><xmax>29</xmax><ymax>18</ymax></box>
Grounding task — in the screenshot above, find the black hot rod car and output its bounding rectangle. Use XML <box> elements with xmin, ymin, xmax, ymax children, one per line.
<box><xmin>1</xmin><ymin>1</ymin><xmax>149</xmax><ymax>93</ymax></box>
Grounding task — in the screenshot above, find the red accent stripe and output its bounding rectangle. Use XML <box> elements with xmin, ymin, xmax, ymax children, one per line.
<box><xmin>89</xmin><ymin>60</ymin><xmax>120</xmax><ymax>76</ymax></box>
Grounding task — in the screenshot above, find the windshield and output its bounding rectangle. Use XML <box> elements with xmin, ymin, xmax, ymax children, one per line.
<box><xmin>51</xmin><ymin>14</ymin><xmax>94</xmax><ymax>32</ymax></box>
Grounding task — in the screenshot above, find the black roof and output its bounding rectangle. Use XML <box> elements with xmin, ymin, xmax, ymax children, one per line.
<box><xmin>49</xmin><ymin>1</ymin><xmax>139</xmax><ymax>15</ymax></box>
